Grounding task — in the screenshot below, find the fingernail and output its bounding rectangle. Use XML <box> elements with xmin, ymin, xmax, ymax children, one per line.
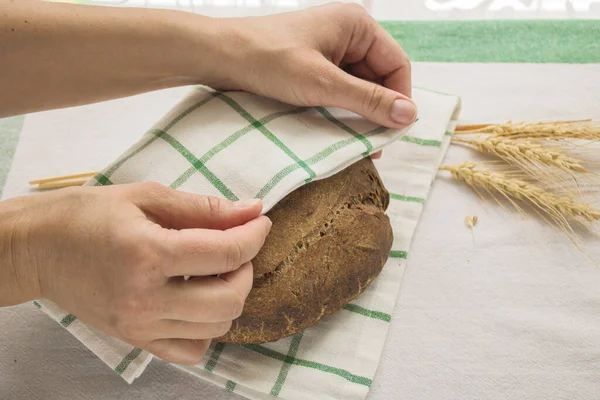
<box><xmin>390</xmin><ymin>99</ymin><xmax>417</xmax><ymax>125</ymax></box>
<box><xmin>266</xmin><ymin>217</ymin><xmax>273</xmax><ymax>230</ymax></box>
<box><xmin>235</xmin><ymin>198</ymin><xmax>261</xmax><ymax>209</ymax></box>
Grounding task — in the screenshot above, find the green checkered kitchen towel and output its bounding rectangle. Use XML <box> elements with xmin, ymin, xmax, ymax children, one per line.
<box><xmin>34</xmin><ymin>86</ymin><xmax>461</xmax><ymax>399</ymax></box>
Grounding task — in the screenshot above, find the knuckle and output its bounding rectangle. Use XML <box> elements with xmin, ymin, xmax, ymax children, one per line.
<box><xmin>115</xmin><ymin>232</ymin><xmax>163</xmax><ymax>280</ymax></box>
<box><xmin>139</xmin><ymin>181</ymin><xmax>168</xmax><ymax>195</ymax></box>
<box><xmin>224</xmin><ymin>238</ymin><xmax>243</xmax><ymax>272</ymax></box>
<box><xmin>400</xmin><ymin>56</ymin><xmax>412</xmax><ymax>72</ymax></box>
<box><xmin>362</xmin><ymin>84</ymin><xmax>384</xmax><ymax>114</ymax></box>
<box><xmin>202</xmin><ymin>195</ymin><xmax>224</xmax><ymax>218</ymax></box>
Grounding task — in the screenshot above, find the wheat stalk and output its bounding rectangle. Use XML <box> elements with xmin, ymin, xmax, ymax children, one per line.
<box><xmin>439</xmin><ymin>163</ymin><xmax>600</xmax><ymax>235</ymax></box>
<box><xmin>452</xmin><ymin>136</ymin><xmax>587</xmax><ymax>174</ymax></box>
<box><xmin>455</xmin><ymin>120</ymin><xmax>600</xmax><ymax>140</ymax></box>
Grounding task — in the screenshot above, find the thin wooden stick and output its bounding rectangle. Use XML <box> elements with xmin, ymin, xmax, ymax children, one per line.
<box><xmin>36</xmin><ymin>178</ymin><xmax>90</xmax><ymax>190</ymax></box>
<box><xmin>455</xmin><ymin>119</ymin><xmax>593</xmax><ymax>133</ymax></box>
<box><xmin>455</xmin><ymin>123</ymin><xmax>493</xmax><ymax>132</ymax></box>
<box><xmin>29</xmin><ymin>171</ymin><xmax>97</xmax><ymax>185</ymax></box>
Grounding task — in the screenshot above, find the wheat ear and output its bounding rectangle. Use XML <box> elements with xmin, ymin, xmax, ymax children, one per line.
<box><xmin>455</xmin><ymin>120</ymin><xmax>600</xmax><ymax>140</ymax></box>
<box><xmin>452</xmin><ymin>136</ymin><xmax>587</xmax><ymax>174</ymax></box>
<box><xmin>439</xmin><ymin>163</ymin><xmax>600</xmax><ymax>234</ymax></box>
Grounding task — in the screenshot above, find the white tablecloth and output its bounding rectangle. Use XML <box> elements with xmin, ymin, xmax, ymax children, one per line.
<box><xmin>2</xmin><ymin>62</ymin><xmax>600</xmax><ymax>399</ymax></box>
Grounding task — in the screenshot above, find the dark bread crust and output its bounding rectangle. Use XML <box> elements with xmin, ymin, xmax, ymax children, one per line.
<box><xmin>216</xmin><ymin>158</ymin><xmax>393</xmax><ymax>344</ymax></box>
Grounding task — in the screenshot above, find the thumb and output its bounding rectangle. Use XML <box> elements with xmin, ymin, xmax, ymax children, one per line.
<box><xmin>327</xmin><ymin>67</ymin><xmax>417</xmax><ymax>129</ymax></box>
<box><xmin>128</xmin><ymin>183</ymin><xmax>263</xmax><ymax>230</ymax></box>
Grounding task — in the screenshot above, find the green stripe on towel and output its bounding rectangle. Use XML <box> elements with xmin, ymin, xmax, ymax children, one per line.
<box><xmin>390</xmin><ymin>193</ymin><xmax>425</xmax><ymax>203</ymax></box>
<box><xmin>243</xmin><ymin>342</ymin><xmax>372</xmax><ymax>387</ymax></box>
<box><xmin>343</xmin><ymin>304</ymin><xmax>391</xmax><ymax>322</ymax></box>
<box><xmin>270</xmin><ymin>332</ymin><xmax>304</xmax><ymax>396</ymax></box>
<box><xmin>390</xmin><ymin>250</ymin><xmax>408</xmax><ymax>259</ymax></box>
<box><xmin>400</xmin><ymin>135</ymin><xmax>442</xmax><ymax>147</ymax></box>
<box><xmin>60</xmin><ymin>314</ymin><xmax>77</xmax><ymax>328</ymax></box>
<box><xmin>225</xmin><ymin>380</ymin><xmax>236</xmax><ymax>392</ymax></box>
<box><xmin>114</xmin><ymin>347</ymin><xmax>143</xmax><ymax>376</ymax></box>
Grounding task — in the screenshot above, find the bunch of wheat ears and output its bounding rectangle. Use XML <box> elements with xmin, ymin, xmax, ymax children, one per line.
<box><xmin>440</xmin><ymin>120</ymin><xmax>600</xmax><ymax>244</ymax></box>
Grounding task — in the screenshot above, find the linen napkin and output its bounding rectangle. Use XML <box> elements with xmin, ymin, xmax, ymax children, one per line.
<box><xmin>34</xmin><ymin>86</ymin><xmax>461</xmax><ymax>398</ymax></box>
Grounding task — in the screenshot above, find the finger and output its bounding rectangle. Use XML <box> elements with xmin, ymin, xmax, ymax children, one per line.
<box><xmin>340</xmin><ymin>12</ymin><xmax>412</xmax><ymax>98</ymax></box>
<box><xmin>152</xmin><ymin>319</ymin><xmax>233</xmax><ymax>340</ymax></box>
<box><xmin>128</xmin><ymin>182</ymin><xmax>263</xmax><ymax>230</ymax></box>
<box><xmin>344</xmin><ymin>60</ymin><xmax>381</xmax><ymax>83</ymax></box>
<box><xmin>370</xmin><ymin>150</ymin><xmax>382</xmax><ymax>159</ymax></box>
<box><xmin>163</xmin><ymin>262</ymin><xmax>253</xmax><ymax>323</ymax></box>
<box><xmin>366</xmin><ymin>25</ymin><xmax>412</xmax><ymax>98</ymax></box>
<box><xmin>144</xmin><ymin>338</ymin><xmax>210</xmax><ymax>365</ymax></box>
<box><xmin>325</xmin><ymin>63</ymin><xmax>417</xmax><ymax>129</ymax></box>
<box><xmin>163</xmin><ymin>216</ymin><xmax>271</xmax><ymax>276</ymax></box>
<box><xmin>219</xmin><ymin>260</ymin><xmax>254</xmax><ymax>300</ymax></box>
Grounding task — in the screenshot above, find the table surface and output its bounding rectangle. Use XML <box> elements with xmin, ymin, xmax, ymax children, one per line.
<box><xmin>1</xmin><ymin>60</ymin><xmax>600</xmax><ymax>400</ymax></box>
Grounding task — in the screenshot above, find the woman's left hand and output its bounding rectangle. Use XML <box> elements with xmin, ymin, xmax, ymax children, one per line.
<box><xmin>211</xmin><ymin>3</ymin><xmax>416</xmax><ymax>130</ymax></box>
<box><xmin>1</xmin><ymin>1</ymin><xmax>414</xmax><ymax>131</ymax></box>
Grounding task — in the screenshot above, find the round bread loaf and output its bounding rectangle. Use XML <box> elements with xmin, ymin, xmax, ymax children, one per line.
<box><xmin>216</xmin><ymin>158</ymin><xmax>393</xmax><ymax>344</ymax></box>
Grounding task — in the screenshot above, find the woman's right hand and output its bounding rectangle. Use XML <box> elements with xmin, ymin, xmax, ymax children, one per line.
<box><xmin>0</xmin><ymin>183</ymin><xmax>271</xmax><ymax>364</ymax></box>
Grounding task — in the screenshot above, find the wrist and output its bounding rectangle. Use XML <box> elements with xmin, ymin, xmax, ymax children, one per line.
<box><xmin>153</xmin><ymin>10</ymin><xmax>227</xmax><ymax>87</ymax></box>
<box><xmin>0</xmin><ymin>198</ymin><xmax>41</xmax><ymax>306</ymax></box>
<box><xmin>167</xmin><ymin>11</ymin><xmax>253</xmax><ymax>90</ymax></box>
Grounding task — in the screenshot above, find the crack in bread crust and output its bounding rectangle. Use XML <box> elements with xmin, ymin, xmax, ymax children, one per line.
<box><xmin>254</xmin><ymin>191</ymin><xmax>387</xmax><ymax>286</ymax></box>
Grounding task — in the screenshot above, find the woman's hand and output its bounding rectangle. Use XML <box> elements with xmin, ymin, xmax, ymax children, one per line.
<box><xmin>213</xmin><ymin>3</ymin><xmax>416</xmax><ymax>129</ymax></box>
<box><xmin>2</xmin><ymin>2</ymin><xmax>413</xmax><ymax>130</ymax></box>
<box><xmin>0</xmin><ymin>183</ymin><xmax>271</xmax><ymax>364</ymax></box>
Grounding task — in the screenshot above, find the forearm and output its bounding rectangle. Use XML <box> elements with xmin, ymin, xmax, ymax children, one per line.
<box><xmin>0</xmin><ymin>1</ymin><xmax>227</xmax><ymax>117</ymax></box>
